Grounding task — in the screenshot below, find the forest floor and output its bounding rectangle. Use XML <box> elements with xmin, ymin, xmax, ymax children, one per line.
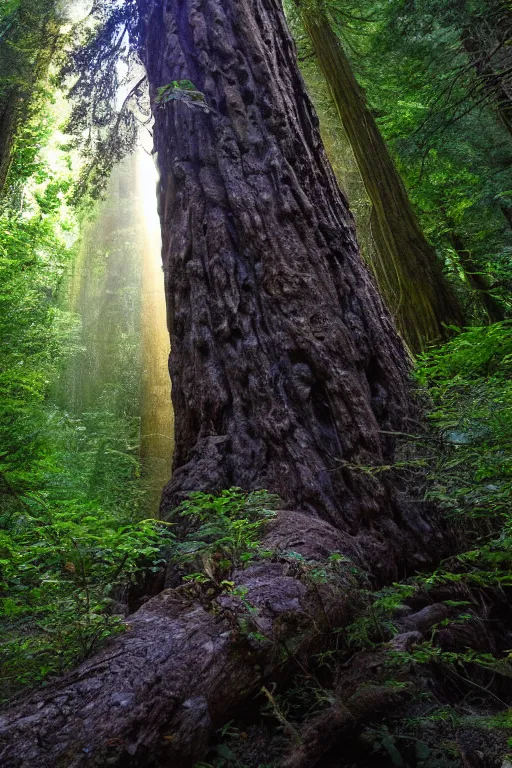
<box><xmin>191</xmin><ymin>323</ymin><xmax>512</xmax><ymax>768</ymax></box>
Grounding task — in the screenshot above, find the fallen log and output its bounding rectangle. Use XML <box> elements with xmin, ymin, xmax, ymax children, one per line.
<box><xmin>0</xmin><ymin>512</ymin><xmax>377</xmax><ymax>767</ymax></box>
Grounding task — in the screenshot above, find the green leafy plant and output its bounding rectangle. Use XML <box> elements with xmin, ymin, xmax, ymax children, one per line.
<box><xmin>171</xmin><ymin>488</ymin><xmax>280</xmax><ymax>586</ymax></box>
<box><xmin>0</xmin><ymin>75</ymin><xmax>174</xmax><ymax>702</ymax></box>
<box><xmin>156</xmin><ymin>80</ymin><xmax>211</xmax><ymax>113</ymax></box>
<box><xmin>0</xmin><ymin>489</ymin><xmax>173</xmax><ymax>700</ymax></box>
<box><xmin>416</xmin><ymin>322</ymin><xmax>512</xmax><ymax>561</ymax></box>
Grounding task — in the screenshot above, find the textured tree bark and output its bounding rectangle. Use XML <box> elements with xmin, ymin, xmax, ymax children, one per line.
<box><xmin>296</xmin><ymin>3</ymin><xmax>464</xmax><ymax>353</ymax></box>
<box><xmin>0</xmin><ymin>515</ymin><xmax>361</xmax><ymax>768</ymax></box>
<box><xmin>0</xmin><ymin>0</ymin><xmax>444</xmax><ymax>763</ymax></box>
<box><xmin>140</xmin><ymin>0</ymin><xmax>436</xmax><ymax>558</ymax></box>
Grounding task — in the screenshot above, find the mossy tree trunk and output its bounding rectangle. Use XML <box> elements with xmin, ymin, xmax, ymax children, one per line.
<box><xmin>296</xmin><ymin>2</ymin><xmax>464</xmax><ymax>352</ymax></box>
<box><xmin>0</xmin><ymin>2</ymin><xmax>59</xmax><ymax>194</ymax></box>
<box><xmin>0</xmin><ymin>0</ymin><xmax>443</xmax><ymax>764</ymax></box>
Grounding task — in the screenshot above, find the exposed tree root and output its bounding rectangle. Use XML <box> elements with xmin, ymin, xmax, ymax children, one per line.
<box><xmin>280</xmin><ymin>672</ymin><xmax>413</xmax><ymax>768</ymax></box>
<box><xmin>275</xmin><ymin>588</ymin><xmax>512</xmax><ymax>768</ymax></box>
<box><xmin>0</xmin><ymin>513</ymin><xmax>377</xmax><ymax>768</ymax></box>
<box><xmin>2</xmin><ymin>506</ymin><xmax>512</xmax><ymax>768</ymax></box>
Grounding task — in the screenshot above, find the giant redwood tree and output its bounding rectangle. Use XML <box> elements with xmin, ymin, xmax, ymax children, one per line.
<box><xmin>0</xmin><ymin>0</ymin><xmax>443</xmax><ymax>764</ymax></box>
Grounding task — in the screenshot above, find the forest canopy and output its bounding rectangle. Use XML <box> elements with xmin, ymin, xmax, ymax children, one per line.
<box><xmin>0</xmin><ymin>1</ymin><xmax>511</xmax><ymax>767</ymax></box>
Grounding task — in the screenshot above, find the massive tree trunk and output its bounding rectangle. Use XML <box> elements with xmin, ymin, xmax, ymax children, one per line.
<box><xmin>295</xmin><ymin>3</ymin><xmax>464</xmax><ymax>353</ymax></box>
<box><xmin>0</xmin><ymin>0</ymin><xmax>443</xmax><ymax>764</ymax></box>
<box><xmin>144</xmin><ymin>0</ymin><xmax>426</xmax><ymax>542</ymax></box>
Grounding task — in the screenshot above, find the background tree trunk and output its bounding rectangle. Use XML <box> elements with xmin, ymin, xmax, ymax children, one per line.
<box><xmin>0</xmin><ymin>0</ymin><xmax>444</xmax><ymax>763</ymax></box>
<box><xmin>297</xmin><ymin>4</ymin><xmax>464</xmax><ymax>352</ymax></box>
<box><xmin>0</xmin><ymin>5</ymin><xmax>60</xmax><ymax>195</ymax></box>
<box><xmin>0</xmin><ymin>90</ymin><xmax>21</xmax><ymax>193</ymax></box>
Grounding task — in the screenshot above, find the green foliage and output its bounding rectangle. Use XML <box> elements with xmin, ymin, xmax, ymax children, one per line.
<box><xmin>0</xmin><ymin>0</ymin><xmax>56</xmax><ymax>91</ymax></box>
<box><xmin>417</xmin><ymin>322</ymin><xmax>512</xmax><ymax>529</ymax></box>
<box><xmin>156</xmin><ymin>80</ymin><xmax>211</xmax><ymax>113</ymax></box>
<box><xmin>353</xmin><ymin>0</ymin><xmax>512</xmax><ymax>318</ymax></box>
<box><xmin>0</xmin><ymin>501</ymin><xmax>170</xmax><ymax>697</ymax></box>
<box><xmin>364</xmin><ymin>724</ymin><xmax>460</xmax><ymax>768</ymax></box>
<box><xmin>344</xmin><ymin>583</ymin><xmax>417</xmax><ymax>648</ymax></box>
<box><xmin>261</xmin><ymin>678</ymin><xmax>334</xmax><ymax>729</ymax></box>
<box><xmin>0</xmin><ymin>0</ymin><xmax>65</xmax><ymax>195</ymax></box>
<box><xmin>0</xmin><ymin>0</ymin><xmax>20</xmax><ymax>21</ymax></box>
<box><xmin>59</xmin><ymin>0</ymin><xmax>142</xmax><ymax>201</ymax></box>
<box><xmin>0</xmin><ymin>108</ymin><xmax>77</xmax><ymax>495</ymax></box>
<box><xmin>0</xmin><ymin>75</ymin><xmax>171</xmax><ymax>701</ymax></box>
<box><xmin>346</xmin><ymin>321</ymin><xmax>512</xmax><ymax>639</ymax></box>
<box><xmin>172</xmin><ymin>489</ymin><xmax>280</xmax><ymax>585</ymax></box>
